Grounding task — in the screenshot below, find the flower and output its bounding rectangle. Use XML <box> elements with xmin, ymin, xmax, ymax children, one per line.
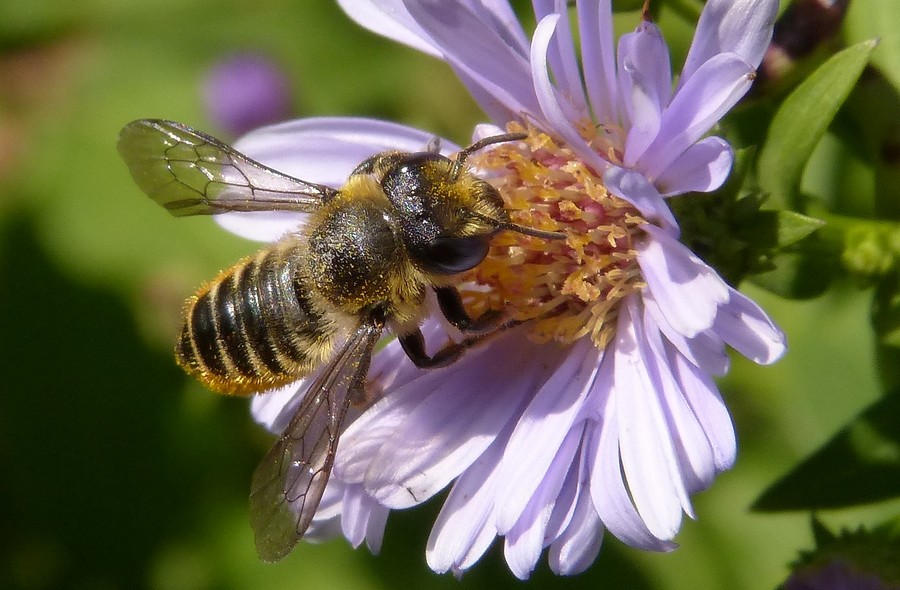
<box><xmin>222</xmin><ymin>0</ymin><xmax>785</xmax><ymax>579</ymax></box>
<box><xmin>202</xmin><ymin>52</ymin><xmax>294</xmax><ymax>137</ymax></box>
<box><xmin>781</xmin><ymin>520</ymin><xmax>900</xmax><ymax>590</ymax></box>
<box><xmin>785</xmin><ymin>559</ymin><xmax>896</xmax><ymax>590</ymax></box>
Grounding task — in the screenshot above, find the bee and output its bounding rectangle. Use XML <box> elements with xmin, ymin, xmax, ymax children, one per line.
<box><xmin>117</xmin><ymin>119</ymin><xmax>563</xmax><ymax>562</ymax></box>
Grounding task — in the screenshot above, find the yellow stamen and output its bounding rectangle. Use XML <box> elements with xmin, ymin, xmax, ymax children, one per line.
<box><xmin>464</xmin><ymin>122</ymin><xmax>646</xmax><ymax>349</ymax></box>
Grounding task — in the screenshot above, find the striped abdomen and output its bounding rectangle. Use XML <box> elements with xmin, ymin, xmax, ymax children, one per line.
<box><xmin>177</xmin><ymin>239</ymin><xmax>336</xmax><ymax>395</ymax></box>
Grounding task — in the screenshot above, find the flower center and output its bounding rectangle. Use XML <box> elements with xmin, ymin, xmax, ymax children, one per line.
<box><xmin>464</xmin><ymin>122</ymin><xmax>646</xmax><ymax>350</ymax></box>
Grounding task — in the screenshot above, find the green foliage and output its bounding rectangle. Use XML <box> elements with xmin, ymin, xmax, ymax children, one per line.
<box><xmin>745</xmin><ymin>14</ymin><xmax>900</xmax><ymax>563</ymax></box>
<box><xmin>753</xmin><ymin>393</ymin><xmax>900</xmax><ymax>510</ymax></box>
<box><xmin>673</xmin><ymin>146</ymin><xmax>828</xmax><ymax>290</ymax></box>
<box><xmin>779</xmin><ymin>516</ymin><xmax>900</xmax><ymax>588</ymax></box>
<box><xmin>758</xmin><ymin>40</ymin><xmax>877</xmax><ymax>209</ymax></box>
<box><xmin>846</xmin><ymin>0</ymin><xmax>900</xmax><ymax>93</ymax></box>
<box><xmin>875</xmin><ymin>274</ymin><xmax>900</xmax><ymax>348</ymax></box>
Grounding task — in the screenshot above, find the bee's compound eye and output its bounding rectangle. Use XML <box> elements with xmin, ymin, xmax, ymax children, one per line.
<box><xmin>421</xmin><ymin>234</ymin><xmax>491</xmax><ymax>274</ymax></box>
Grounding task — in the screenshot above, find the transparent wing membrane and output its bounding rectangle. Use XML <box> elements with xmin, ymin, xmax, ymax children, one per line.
<box><xmin>117</xmin><ymin>119</ymin><xmax>336</xmax><ymax>216</ymax></box>
<box><xmin>249</xmin><ymin>318</ymin><xmax>383</xmax><ymax>562</ymax></box>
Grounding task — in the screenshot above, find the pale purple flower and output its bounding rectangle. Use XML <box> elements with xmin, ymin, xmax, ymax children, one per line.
<box><xmin>784</xmin><ymin>559</ymin><xmax>894</xmax><ymax>590</ymax></box>
<box><xmin>202</xmin><ymin>52</ymin><xmax>293</xmax><ymax>137</ymax></box>
<box><xmin>222</xmin><ymin>0</ymin><xmax>785</xmax><ymax>578</ymax></box>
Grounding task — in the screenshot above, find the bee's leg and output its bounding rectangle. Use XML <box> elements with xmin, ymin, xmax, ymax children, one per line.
<box><xmin>398</xmin><ymin>317</ymin><xmax>522</xmax><ymax>369</ymax></box>
<box><xmin>399</xmin><ymin>329</ymin><xmax>464</xmax><ymax>368</ymax></box>
<box><xmin>434</xmin><ymin>286</ymin><xmax>502</xmax><ymax>333</ymax></box>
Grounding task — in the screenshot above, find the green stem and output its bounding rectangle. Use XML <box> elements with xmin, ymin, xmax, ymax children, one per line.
<box><xmin>809</xmin><ymin>206</ymin><xmax>900</xmax><ymax>279</ymax></box>
<box><xmin>810</xmin><ymin>208</ymin><xmax>900</xmax><ymax>238</ymax></box>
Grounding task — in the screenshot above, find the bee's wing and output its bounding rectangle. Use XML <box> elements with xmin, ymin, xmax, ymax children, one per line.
<box><xmin>249</xmin><ymin>317</ymin><xmax>383</xmax><ymax>562</ymax></box>
<box><xmin>117</xmin><ymin>119</ymin><xmax>337</xmax><ymax>216</ymax></box>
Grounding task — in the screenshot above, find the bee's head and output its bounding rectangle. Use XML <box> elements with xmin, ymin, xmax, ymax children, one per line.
<box><xmin>381</xmin><ymin>152</ymin><xmax>563</xmax><ymax>276</ymax></box>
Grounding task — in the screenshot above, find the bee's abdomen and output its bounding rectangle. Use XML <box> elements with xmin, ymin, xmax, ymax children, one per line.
<box><xmin>177</xmin><ymin>242</ymin><xmax>335</xmax><ymax>395</ymax></box>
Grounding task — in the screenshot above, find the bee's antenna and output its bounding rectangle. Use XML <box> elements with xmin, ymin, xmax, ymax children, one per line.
<box><xmin>502</xmin><ymin>222</ymin><xmax>566</xmax><ymax>241</ymax></box>
<box><xmin>474</xmin><ymin>212</ymin><xmax>565</xmax><ymax>240</ymax></box>
<box><xmin>451</xmin><ymin>132</ymin><xmax>528</xmax><ymax>180</ymax></box>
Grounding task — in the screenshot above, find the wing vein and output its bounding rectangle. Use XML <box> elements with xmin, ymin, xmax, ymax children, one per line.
<box><xmin>248</xmin><ymin>316</ymin><xmax>383</xmax><ymax>562</ymax></box>
<box><xmin>118</xmin><ymin>119</ymin><xmax>337</xmax><ymax>217</ymax></box>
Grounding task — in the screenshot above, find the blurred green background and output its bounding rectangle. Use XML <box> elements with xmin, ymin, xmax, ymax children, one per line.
<box><xmin>1</xmin><ymin>1</ymin><xmax>897</xmax><ymax>589</ymax></box>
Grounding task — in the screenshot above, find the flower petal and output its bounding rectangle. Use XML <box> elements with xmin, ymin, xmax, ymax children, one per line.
<box><xmin>402</xmin><ymin>0</ymin><xmax>541</xmax><ymax>122</ymax></box>
<box><xmin>548</xmin><ymin>453</ymin><xmax>604</xmax><ymax>576</ymax></box>
<box><xmin>234</xmin><ymin>116</ymin><xmax>456</xmax><ymax>179</ymax></box>
<box><xmin>587</xmin><ymin>392</ymin><xmax>675</xmax><ymax>551</ymax></box>
<box><xmin>638</xmin><ymin>53</ymin><xmax>755</xmax><ymax>179</ymax></box>
<box><xmin>531</xmin><ymin>14</ymin><xmax>611</xmax><ymax>173</ymax></box>
<box><xmin>336</xmin><ymin>0</ymin><xmax>442</xmax><ymax>57</ymax></box>
<box><xmin>335</xmin><ymin>365</ymin><xmax>423</xmax><ymax>484</ymax></box>
<box><xmin>613</xmin><ymin>297</ymin><xmax>690</xmax><ymax>539</ymax></box>
<box><xmin>603</xmin><ymin>167</ymin><xmax>678</xmax><ymax>232</ymax></box>
<box><xmin>364</xmin><ymin>331</ymin><xmax>562</xmax><ymax>508</ymax></box>
<box><xmin>679</xmin><ymin>0</ymin><xmax>778</xmax><ymax>87</ymax></box>
<box><xmin>656</xmin><ymin>136</ymin><xmax>734</xmax><ymax>196</ymax></box>
<box><xmin>251</xmin><ymin>379</ymin><xmax>309</xmax><ymax>433</ymax></box>
<box><xmin>495</xmin><ymin>338</ymin><xmax>600</xmax><ymax>533</ymax></box>
<box><xmin>304</xmin><ymin>515</ymin><xmax>342</xmax><ymax>543</ymax></box>
<box><xmin>668</xmin><ymin>347</ymin><xmax>736</xmax><ymax>473</ymax></box>
<box><xmin>365</xmin><ymin>501</ymin><xmax>390</xmax><ymax>554</ymax></box>
<box><xmin>214</xmin><ymin>211</ymin><xmax>304</xmax><ymax>244</ymax></box>
<box><xmin>502</xmin><ymin>424</ymin><xmax>583</xmax><ymax>580</ymax></box>
<box><xmin>474</xmin><ymin>0</ymin><xmax>530</xmax><ymax>54</ymax></box>
<box><xmin>426</xmin><ymin>430</ymin><xmax>506</xmax><ymax>573</ymax></box>
<box><xmin>637</xmin><ymin>225</ymin><xmax>731</xmax><ymax>338</ymax></box>
<box><xmin>532</xmin><ymin>0</ymin><xmax>589</xmax><ymax>113</ymax></box>
<box><xmin>367</xmin><ymin>316</ymin><xmax>447</xmax><ymax>392</ymax></box>
<box><xmin>310</xmin><ymin>478</ymin><xmax>346</xmax><ymax>523</ymax></box>
<box><xmin>642</xmin><ymin>288</ymin><xmax>729</xmax><ymax>376</ymax></box>
<box><xmin>618</xmin><ymin>22</ymin><xmax>671</xmax><ymax>165</ymax></box>
<box><xmin>470</xmin><ymin>122</ymin><xmax>506</xmax><ymax>143</ymax></box>
<box><xmin>341</xmin><ymin>484</ymin><xmax>379</xmax><ymax>548</ymax></box>
<box><xmin>715</xmin><ymin>286</ymin><xmax>787</xmax><ymax>364</ymax></box>
<box><xmin>543</xmin><ymin>446</ymin><xmax>583</xmax><ymax>545</ymax></box>
<box><xmin>641</xmin><ymin>311</ymin><xmax>716</xmax><ymax>494</ymax></box>
<box><xmin>336</xmin><ymin>319</ymin><xmax>461</xmax><ymax>484</ymax></box>
<box><xmin>577</xmin><ymin>0</ymin><xmax>618</xmax><ymax>123</ymax></box>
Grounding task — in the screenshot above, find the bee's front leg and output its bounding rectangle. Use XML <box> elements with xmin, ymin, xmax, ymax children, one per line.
<box><xmin>398</xmin><ymin>328</ymin><xmax>464</xmax><ymax>369</ymax></box>
<box><xmin>434</xmin><ymin>286</ymin><xmax>502</xmax><ymax>333</ymax></box>
<box><xmin>398</xmin><ymin>315</ymin><xmax>522</xmax><ymax>370</ymax></box>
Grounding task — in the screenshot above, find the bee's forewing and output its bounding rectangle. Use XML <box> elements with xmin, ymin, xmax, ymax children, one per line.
<box><xmin>117</xmin><ymin>119</ymin><xmax>336</xmax><ymax>216</ymax></box>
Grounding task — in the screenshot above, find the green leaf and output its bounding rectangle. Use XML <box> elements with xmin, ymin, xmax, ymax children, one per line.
<box><xmin>845</xmin><ymin>61</ymin><xmax>900</xmax><ymax>220</ymax></box>
<box><xmin>810</xmin><ymin>515</ymin><xmax>837</xmax><ymax>548</ymax></box>
<box><xmin>876</xmin><ymin>278</ymin><xmax>900</xmax><ymax>349</ymax></box>
<box><xmin>774</xmin><ymin>211</ymin><xmax>826</xmax><ymax>248</ymax></box>
<box><xmin>748</xmin><ymin>248</ymin><xmax>837</xmax><ymax>299</ymax></box>
<box><xmin>874</xmin><ymin>276</ymin><xmax>900</xmax><ymax>391</ymax></box>
<box><xmin>745</xmin><ymin>212</ymin><xmax>834</xmax><ymax>299</ymax></box>
<box><xmin>846</xmin><ymin>0</ymin><xmax>900</xmax><ymax>94</ymax></box>
<box><xmin>752</xmin><ymin>392</ymin><xmax>900</xmax><ymax>511</ymax></box>
<box><xmin>758</xmin><ymin>39</ymin><xmax>877</xmax><ymax>209</ymax></box>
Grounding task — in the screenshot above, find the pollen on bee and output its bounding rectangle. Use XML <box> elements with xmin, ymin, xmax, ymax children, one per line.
<box><xmin>463</xmin><ymin>121</ymin><xmax>646</xmax><ymax>350</ymax></box>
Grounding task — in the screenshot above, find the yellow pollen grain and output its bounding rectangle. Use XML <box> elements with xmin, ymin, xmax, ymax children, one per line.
<box><xmin>463</xmin><ymin>121</ymin><xmax>646</xmax><ymax>349</ymax></box>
